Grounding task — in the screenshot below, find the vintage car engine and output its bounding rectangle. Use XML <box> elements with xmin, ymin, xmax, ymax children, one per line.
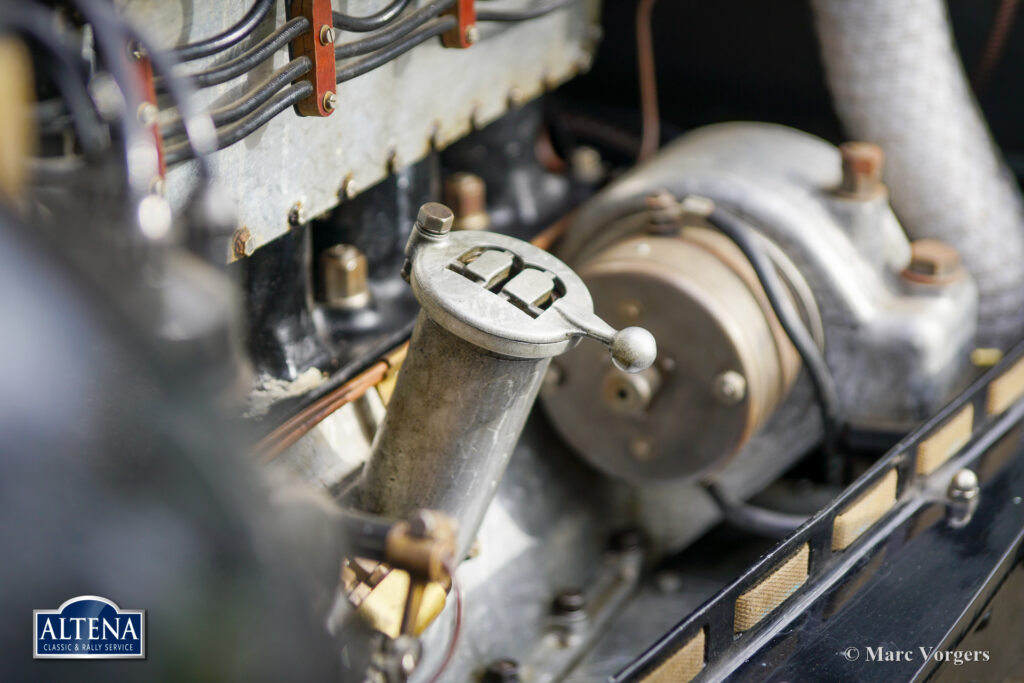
<box><xmin>3</xmin><ymin>1</ymin><xmax>1024</xmax><ymax>682</ymax></box>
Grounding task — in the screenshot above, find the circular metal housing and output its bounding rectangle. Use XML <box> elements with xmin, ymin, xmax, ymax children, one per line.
<box><xmin>541</xmin><ymin>228</ymin><xmax>800</xmax><ymax>484</ymax></box>
<box><xmin>409</xmin><ymin>230</ymin><xmax>599</xmax><ymax>359</ymax></box>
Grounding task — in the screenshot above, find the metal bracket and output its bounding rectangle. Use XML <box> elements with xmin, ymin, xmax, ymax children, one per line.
<box><xmin>289</xmin><ymin>0</ymin><xmax>337</xmax><ymax>117</ymax></box>
<box><xmin>442</xmin><ymin>0</ymin><xmax>477</xmax><ymax>49</ymax></box>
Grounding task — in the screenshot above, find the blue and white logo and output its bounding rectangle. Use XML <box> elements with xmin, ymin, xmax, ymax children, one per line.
<box><xmin>33</xmin><ymin>595</ymin><xmax>146</xmax><ymax>659</ymax></box>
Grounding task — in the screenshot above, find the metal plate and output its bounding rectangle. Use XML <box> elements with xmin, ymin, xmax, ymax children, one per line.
<box><xmin>117</xmin><ymin>0</ymin><xmax>600</xmax><ymax>258</ymax></box>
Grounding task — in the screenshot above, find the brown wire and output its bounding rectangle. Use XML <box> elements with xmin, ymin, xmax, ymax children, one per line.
<box><xmin>973</xmin><ymin>0</ymin><xmax>1021</xmax><ymax>94</ymax></box>
<box><xmin>257</xmin><ymin>350</ymin><xmax>401</xmax><ymax>462</ymax></box>
<box><xmin>636</xmin><ymin>0</ymin><xmax>660</xmax><ymax>161</ymax></box>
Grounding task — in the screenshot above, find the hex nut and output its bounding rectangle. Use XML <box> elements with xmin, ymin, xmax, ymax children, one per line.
<box><xmin>443</xmin><ymin>173</ymin><xmax>489</xmax><ymax>231</ymax></box>
<box><xmin>415</xmin><ymin>202</ymin><xmax>455</xmax><ymax>235</ymax></box>
<box><xmin>320</xmin><ymin>244</ymin><xmax>370</xmax><ymax>309</ymax></box>
<box><xmin>902</xmin><ymin>239</ymin><xmax>964</xmax><ymax>285</ymax></box>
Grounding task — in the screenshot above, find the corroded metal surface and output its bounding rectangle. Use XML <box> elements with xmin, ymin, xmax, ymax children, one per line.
<box><xmin>118</xmin><ymin>0</ymin><xmax>600</xmax><ymax>258</ymax></box>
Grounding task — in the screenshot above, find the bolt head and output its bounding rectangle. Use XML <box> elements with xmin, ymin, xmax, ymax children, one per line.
<box><xmin>949</xmin><ymin>468</ymin><xmax>979</xmax><ymax>499</ymax></box>
<box><xmin>464</xmin><ymin>24</ymin><xmax>479</xmax><ymax>45</ymax></box>
<box><xmin>322</xmin><ymin>91</ymin><xmax>338</xmax><ymax>112</ymax></box>
<box><xmin>713</xmin><ymin>371</ymin><xmax>747</xmax><ymax>405</ymax></box>
<box><xmin>903</xmin><ymin>239</ymin><xmax>963</xmax><ymax>284</ymax></box>
<box><xmin>415</xmin><ymin>202</ymin><xmax>455</xmax><ymax>236</ymax></box>
<box><xmin>838</xmin><ymin>141</ymin><xmax>885</xmax><ymax>198</ymax></box>
<box><xmin>319</xmin><ymin>24</ymin><xmax>335</xmax><ymax>45</ymax></box>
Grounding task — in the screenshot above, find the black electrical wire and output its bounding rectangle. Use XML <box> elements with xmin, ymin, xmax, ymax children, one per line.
<box><xmin>705</xmin><ymin>484</ymin><xmax>809</xmax><ymax>538</ymax></box>
<box><xmin>161</xmin><ymin>57</ymin><xmax>311</xmax><ymax>138</ymax></box>
<box><xmin>476</xmin><ymin>0</ymin><xmax>577</xmax><ymax>22</ymax></box>
<box><xmin>336</xmin><ymin>15</ymin><xmax>455</xmax><ymax>83</ymax></box>
<box><xmin>66</xmin><ymin>0</ymin><xmax>174</xmax><ymax>188</ymax></box>
<box><xmin>164</xmin><ymin>81</ymin><xmax>312</xmax><ymax>165</ymax></box>
<box><xmin>4</xmin><ymin>7</ymin><xmax>108</xmax><ymax>157</ymax></box>
<box><xmin>335</xmin><ymin>0</ymin><xmax>454</xmax><ymax>60</ymax></box>
<box><xmin>173</xmin><ymin>0</ymin><xmax>275</xmax><ymax>62</ymax></box>
<box><xmin>702</xmin><ymin>203</ymin><xmax>843</xmax><ymax>481</ymax></box>
<box><xmin>333</xmin><ymin>0</ymin><xmax>413</xmax><ymax>33</ymax></box>
<box><xmin>83</xmin><ymin>0</ymin><xmax>218</xmax><ymax>184</ymax></box>
<box><xmin>164</xmin><ymin>16</ymin><xmax>310</xmax><ymax>91</ymax></box>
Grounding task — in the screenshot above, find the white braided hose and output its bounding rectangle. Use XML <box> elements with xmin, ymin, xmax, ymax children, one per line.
<box><xmin>812</xmin><ymin>0</ymin><xmax>1024</xmax><ymax>348</ymax></box>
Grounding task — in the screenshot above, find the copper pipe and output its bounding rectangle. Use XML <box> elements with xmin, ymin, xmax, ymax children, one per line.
<box><xmin>258</xmin><ymin>350</ymin><xmax>401</xmax><ymax>462</ymax></box>
<box><xmin>636</xmin><ymin>0</ymin><xmax>660</xmax><ymax>161</ymax></box>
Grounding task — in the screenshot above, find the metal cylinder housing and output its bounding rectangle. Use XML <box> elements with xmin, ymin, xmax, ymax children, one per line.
<box><xmin>542</xmin><ymin>227</ymin><xmax>799</xmax><ymax>484</ymax></box>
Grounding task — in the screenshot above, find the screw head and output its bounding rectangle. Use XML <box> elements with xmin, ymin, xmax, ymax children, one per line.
<box><xmin>319</xmin><ymin>24</ymin><xmax>336</xmax><ymax>45</ymax></box>
<box><xmin>552</xmin><ymin>589</ymin><xmax>586</xmax><ymax>615</ymax></box>
<box><xmin>713</xmin><ymin>371</ymin><xmax>747</xmax><ymax>405</ymax></box>
<box><xmin>415</xmin><ymin>202</ymin><xmax>455</xmax><ymax>236</ymax></box>
<box><xmin>323</xmin><ymin>91</ymin><xmax>338</xmax><ymax>112</ymax></box>
<box><xmin>137</xmin><ymin>102</ymin><xmax>158</xmax><ymax>126</ymax></box>
<box><xmin>464</xmin><ymin>24</ymin><xmax>479</xmax><ymax>45</ymax></box>
<box><xmin>483</xmin><ymin>659</ymin><xmax>520</xmax><ymax>683</ymax></box>
<box><xmin>341</xmin><ymin>175</ymin><xmax>358</xmax><ymax>200</ymax></box>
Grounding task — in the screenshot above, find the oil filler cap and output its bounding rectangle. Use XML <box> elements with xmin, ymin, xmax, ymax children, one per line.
<box><xmin>404</xmin><ymin>202</ymin><xmax>657</xmax><ymax>368</ymax></box>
